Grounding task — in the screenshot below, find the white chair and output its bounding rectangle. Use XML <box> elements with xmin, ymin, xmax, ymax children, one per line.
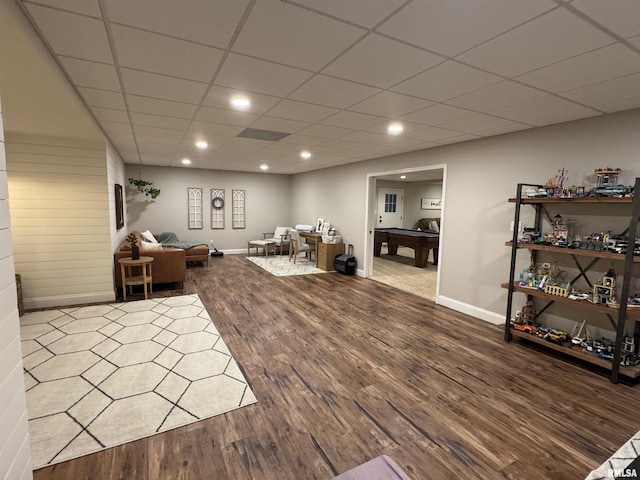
<box><xmin>262</xmin><ymin>226</ymin><xmax>290</xmax><ymax>255</ymax></box>
<box><xmin>288</xmin><ymin>229</ymin><xmax>314</xmax><ymax>264</ymax></box>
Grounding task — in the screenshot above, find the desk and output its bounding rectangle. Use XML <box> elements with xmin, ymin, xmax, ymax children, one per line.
<box><xmin>374</xmin><ymin>228</ymin><xmax>439</xmax><ymax>268</ymax></box>
<box><xmin>299</xmin><ymin>231</ymin><xmax>322</xmax><ymax>267</ymax></box>
<box><xmin>119</xmin><ymin>256</ymin><xmax>154</xmax><ymax>300</ymax></box>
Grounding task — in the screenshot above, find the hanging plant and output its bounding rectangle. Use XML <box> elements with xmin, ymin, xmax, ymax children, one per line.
<box><xmin>144</xmin><ymin>187</ymin><xmax>161</xmax><ymax>199</ymax></box>
<box><xmin>128</xmin><ymin>178</ymin><xmax>153</xmax><ymax>192</ymax></box>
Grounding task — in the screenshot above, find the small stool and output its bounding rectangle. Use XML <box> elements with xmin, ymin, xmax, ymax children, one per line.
<box><xmin>247</xmin><ymin>240</ymin><xmax>276</xmax><ymax>257</ymax></box>
<box><xmin>119</xmin><ymin>256</ymin><xmax>154</xmax><ymax>301</ymax></box>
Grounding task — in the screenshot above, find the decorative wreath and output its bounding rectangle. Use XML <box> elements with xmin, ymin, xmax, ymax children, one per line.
<box><xmin>212</xmin><ymin>197</ymin><xmax>224</xmax><ymax>209</ymax></box>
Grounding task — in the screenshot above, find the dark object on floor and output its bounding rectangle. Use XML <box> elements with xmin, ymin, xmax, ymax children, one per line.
<box><xmin>331</xmin><ymin>455</ymin><xmax>411</xmax><ymax>479</ymax></box>
<box><xmin>210</xmin><ymin>240</ymin><xmax>224</xmax><ymax>257</ymax></box>
<box><xmin>334</xmin><ymin>254</ymin><xmax>356</xmax><ymax>275</ymax></box>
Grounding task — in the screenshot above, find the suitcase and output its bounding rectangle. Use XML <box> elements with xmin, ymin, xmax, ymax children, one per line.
<box><xmin>335</xmin><ymin>245</ymin><xmax>356</xmax><ymax>275</ymax></box>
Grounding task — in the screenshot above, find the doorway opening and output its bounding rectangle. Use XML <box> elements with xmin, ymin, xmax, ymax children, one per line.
<box><xmin>363</xmin><ymin>165</ymin><xmax>446</xmax><ymax>303</ymax></box>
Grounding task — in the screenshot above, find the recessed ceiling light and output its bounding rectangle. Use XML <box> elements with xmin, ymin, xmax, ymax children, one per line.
<box><xmin>181</xmin><ymin>158</ymin><xmax>191</xmax><ymax>165</ymax></box>
<box><xmin>300</xmin><ymin>151</ymin><xmax>311</xmax><ymax>160</ymax></box>
<box><xmin>231</xmin><ymin>96</ymin><xmax>251</xmax><ymax>110</ymax></box>
<box><xmin>400</xmin><ymin>175</ymin><xmax>407</xmax><ymax>179</ymax></box>
<box><xmin>195</xmin><ymin>140</ymin><xmax>208</xmax><ymax>150</ymax></box>
<box><xmin>387</xmin><ymin>122</ymin><xmax>404</xmax><ymax>135</ymax></box>
<box><xmin>260</xmin><ymin>164</ymin><xmax>269</xmax><ymax>171</ymax></box>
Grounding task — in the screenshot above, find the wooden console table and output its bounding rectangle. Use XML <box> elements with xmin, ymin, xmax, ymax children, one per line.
<box><xmin>119</xmin><ymin>256</ymin><xmax>154</xmax><ymax>300</ymax></box>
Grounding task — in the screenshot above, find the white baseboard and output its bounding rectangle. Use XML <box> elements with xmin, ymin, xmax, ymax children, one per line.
<box><xmin>437</xmin><ymin>295</ymin><xmax>504</xmax><ymax>325</ymax></box>
<box><xmin>23</xmin><ymin>291</ymin><xmax>116</xmax><ymax>311</ymax></box>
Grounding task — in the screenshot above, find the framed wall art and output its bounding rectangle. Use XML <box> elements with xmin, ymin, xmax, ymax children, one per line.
<box><xmin>188</xmin><ymin>187</ymin><xmax>203</xmax><ymax>229</ymax></box>
<box><xmin>232</xmin><ymin>189</ymin><xmax>245</xmax><ymax>229</ymax></box>
<box><xmin>211</xmin><ymin>188</ymin><xmax>225</xmax><ymax>229</ymax></box>
<box><xmin>421</xmin><ymin>198</ymin><xmax>442</xmax><ymax>210</ymax></box>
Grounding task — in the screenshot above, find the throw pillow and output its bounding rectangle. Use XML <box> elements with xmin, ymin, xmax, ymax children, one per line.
<box><xmin>429</xmin><ymin>220</ymin><xmax>440</xmax><ymax>233</ymax></box>
<box><xmin>141</xmin><ymin>229</ymin><xmax>158</xmax><ymax>243</ymax></box>
<box><xmin>140</xmin><ymin>241</ymin><xmax>162</xmax><ymax>251</ymax></box>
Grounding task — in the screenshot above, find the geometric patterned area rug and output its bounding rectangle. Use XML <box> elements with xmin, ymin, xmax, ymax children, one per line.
<box><xmin>246</xmin><ymin>254</ymin><xmax>329</xmax><ymax>276</ymax></box>
<box><xmin>585</xmin><ymin>430</ymin><xmax>640</xmax><ymax>480</ymax></box>
<box><xmin>20</xmin><ymin>294</ymin><xmax>256</xmax><ymax>469</ymax></box>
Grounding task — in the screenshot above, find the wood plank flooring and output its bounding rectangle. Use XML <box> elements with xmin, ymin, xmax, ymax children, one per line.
<box><xmin>33</xmin><ymin>254</ymin><xmax>640</xmax><ymax>479</ymax></box>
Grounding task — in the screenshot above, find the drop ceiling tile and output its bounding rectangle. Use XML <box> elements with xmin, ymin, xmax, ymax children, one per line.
<box><xmin>350</xmin><ymin>143</ymin><xmax>403</xmax><ymax>156</ymax></box>
<box><xmin>377</xmin><ymin>0</ymin><xmax>556</xmax><ymax>56</ymax></box>
<box><xmin>130</xmin><ymin>112</ymin><xmax>190</xmax><ymax>130</ymax></box>
<box><xmin>405</xmin><ymin>126</ymin><xmax>465</xmax><ymax>142</ymax></box>
<box><xmin>440</xmin><ymin>114</ymin><xmax>523</xmax><ymax>133</ymax></box>
<box><xmin>194</xmin><ymin>106</ymin><xmax>258</xmax><ymax>127</ymax></box>
<box><xmin>190</xmin><ymin>121</ymin><xmax>245</xmax><ymax>137</ymax></box>
<box><xmin>249</xmin><ymin>116</ymin><xmax>310</xmax><ymax>134</ymax></box>
<box><xmin>289</xmin><ymin>75</ymin><xmax>380</xmax><ymax>108</ymax></box>
<box><xmin>436</xmin><ymin>133</ymin><xmax>480</xmax><ymax>144</ymax></box>
<box><xmin>26</xmin><ymin>4</ymin><xmax>113</xmax><ymax>63</ymax></box>
<box><xmin>120</xmin><ymin>69</ymin><xmax>208</xmax><ymax>104</ymax></box>
<box><xmin>279</xmin><ymin>134</ymin><xmax>327</xmax><ymax>147</ymax></box>
<box><xmin>630</xmin><ymin>35</ymin><xmax>640</xmax><ymax>49</ymax></box>
<box><xmin>139</xmin><ymin>153</ymin><xmax>174</xmax><ymax>166</ymax></box>
<box><xmin>572</xmin><ymin>0</ymin><xmax>640</xmax><ymax>38</ymax></box>
<box><xmin>457</xmin><ymin>9</ymin><xmax>614</xmax><ymax>77</ymax></box>
<box><xmin>474</xmin><ymin>123</ymin><xmax>531</xmax><ymax>137</ymax></box>
<box><xmin>340</xmin><ymin>131</ymin><xmax>387</xmax><ymax>143</ymax></box>
<box><xmin>91</xmin><ymin>107</ymin><xmax>128</xmax><ymax>123</ymax></box>
<box><xmin>215</xmin><ymin>137</ymin><xmax>272</xmax><ymax>153</ymax></box>
<box><xmin>289</xmin><ymin>0</ymin><xmax>405</xmax><ymax>28</ymax></box>
<box><xmin>561</xmin><ymin>73</ymin><xmax>640</xmax><ymax>111</ymax></box>
<box><xmin>317</xmin><ymin>139</ymin><xmax>366</xmax><ymax>150</ymax></box>
<box><xmin>349</xmin><ymin>91</ymin><xmax>433</xmax><ymax>117</ymax></box>
<box><xmin>322</xmin><ymin>34</ymin><xmax>444</xmax><ymax>88</ymax></box>
<box><xmin>99</xmin><ymin>121</ymin><xmax>132</xmax><ymax>134</ymax></box>
<box><xmin>596</xmin><ymin>97</ymin><xmax>640</xmax><ymax>114</ymax></box>
<box><xmin>320</xmin><ymin>111</ymin><xmax>384</xmax><ymax>130</ymax></box>
<box><xmin>103</xmin><ymin>0</ymin><xmax>249</xmax><ymax>48</ymax></box>
<box><xmin>126</xmin><ymin>96</ymin><xmax>197</xmax><ymax>119</ymax></box>
<box><xmin>266</xmin><ymin>100</ymin><xmax>338</xmax><ymax>123</ymax></box>
<box><xmin>134</xmin><ymin>125</ymin><xmax>186</xmax><ymax>139</ymax></box>
<box><xmin>297</xmin><ymin>124</ymin><xmax>353</xmax><ymax>139</ymax></box>
<box><xmin>399</xmin><ymin>104</ymin><xmax>476</xmax><ymax>126</ymax></box>
<box><xmin>446</xmin><ymin>80</ymin><xmax>547</xmax><ymax>112</ymax></box>
<box><xmin>215</xmin><ymin>54</ymin><xmax>313</xmax><ymax>97</ymax></box>
<box><xmin>492</xmin><ymin>95</ymin><xmax>599</xmax><ymax>126</ymax></box>
<box><xmin>515</xmin><ymin>44</ymin><xmax>640</xmax><ymax>93</ymax></box>
<box><xmin>203</xmin><ymin>86</ymin><xmax>281</xmax><ymax>114</ymax></box>
<box><xmin>135</xmin><ymin>135</ymin><xmax>182</xmax><ymax>147</ymax></box>
<box><xmin>375</xmin><ymin>136</ymin><xmax>424</xmax><ymax>148</ymax></box>
<box><xmin>25</xmin><ymin>0</ymin><xmax>101</xmax><ymax>16</ymax></box>
<box><xmin>363</xmin><ymin>120</ymin><xmax>425</xmax><ymax>135</ymax></box>
<box><xmin>111</xmin><ymin>25</ymin><xmax>223</xmax><ymax>82</ymax></box>
<box><xmin>77</xmin><ymin>88</ymin><xmax>125</xmax><ymax>109</ymax></box>
<box><xmin>59</xmin><ymin>57</ymin><xmax>120</xmax><ymax>91</ymax></box>
<box><xmin>232</xmin><ymin>0</ymin><xmax>364</xmax><ymax>71</ymax></box>
<box><xmin>391</xmin><ymin>61</ymin><xmax>501</xmax><ymax>102</ymax></box>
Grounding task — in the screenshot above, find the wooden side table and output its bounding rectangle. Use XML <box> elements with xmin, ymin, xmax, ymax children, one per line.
<box><xmin>119</xmin><ymin>256</ymin><xmax>154</xmax><ymax>300</ymax></box>
<box><xmin>317</xmin><ymin>242</ymin><xmax>345</xmax><ymax>271</ymax></box>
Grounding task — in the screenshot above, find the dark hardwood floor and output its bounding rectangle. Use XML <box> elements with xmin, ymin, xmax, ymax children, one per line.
<box><xmin>33</xmin><ymin>254</ymin><xmax>640</xmax><ymax>479</ymax></box>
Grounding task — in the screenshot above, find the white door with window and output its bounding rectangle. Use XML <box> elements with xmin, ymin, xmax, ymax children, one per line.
<box><xmin>377</xmin><ymin>188</ymin><xmax>404</xmax><ymax>228</ymax></box>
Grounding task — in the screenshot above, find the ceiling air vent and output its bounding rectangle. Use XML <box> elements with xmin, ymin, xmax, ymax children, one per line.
<box><xmin>237</xmin><ymin>128</ymin><xmax>290</xmax><ymax>141</ymax></box>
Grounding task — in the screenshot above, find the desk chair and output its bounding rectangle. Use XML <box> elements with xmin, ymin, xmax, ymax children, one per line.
<box><xmin>288</xmin><ymin>229</ymin><xmax>314</xmax><ymax>264</ymax></box>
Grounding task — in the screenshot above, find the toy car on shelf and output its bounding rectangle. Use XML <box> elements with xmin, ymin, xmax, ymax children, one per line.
<box><xmin>510</xmin><ymin>321</ymin><xmax>539</xmax><ymax>335</ymax></box>
<box><xmin>545</xmin><ymin>329</ymin><xmax>568</xmax><ymax>344</ymax></box>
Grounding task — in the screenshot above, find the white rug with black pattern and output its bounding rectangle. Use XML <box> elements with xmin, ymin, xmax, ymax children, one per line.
<box><xmin>21</xmin><ymin>294</ymin><xmax>256</xmax><ymax>469</ymax></box>
<box><xmin>246</xmin><ymin>253</ymin><xmax>329</xmax><ymax>276</ymax></box>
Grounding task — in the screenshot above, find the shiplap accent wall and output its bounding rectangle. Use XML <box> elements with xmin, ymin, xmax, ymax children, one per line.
<box><xmin>0</xmin><ymin>98</ymin><xmax>33</xmax><ymax>480</ymax></box>
<box><xmin>6</xmin><ymin>134</ymin><xmax>115</xmax><ymax>309</ymax></box>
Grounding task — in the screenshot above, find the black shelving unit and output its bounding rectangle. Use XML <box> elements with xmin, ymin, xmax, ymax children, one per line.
<box><xmin>504</xmin><ymin>178</ymin><xmax>640</xmax><ymax>383</ymax></box>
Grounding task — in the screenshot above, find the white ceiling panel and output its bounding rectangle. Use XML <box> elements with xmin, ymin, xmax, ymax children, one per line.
<box><xmin>572</xmin><ymin>0</ymin><xmax>640</xmax><ymax>38</ymax></box>
<box><xmin>289</xmin><ymin>75</ymin><xmax>380</xmax><ymax>108</ymax></box>
<box><xmin>25</xmin><ymin>3</ymin><xmax>112</xmax><ymax>63</ymax></box>
<box><xmin>322</xmin><ymin>34</ymin><xmax>445</xmax><ymax>88</ymax></box>
<box><xmin>266</xmin><ymin>100</ymin><xmax>338</xmax><ymax>123</ymax></box>
<box><xmin>103</xmin><ymin>0</ymin><xmax>249</xmax><ymax>48</ymax></box>
<box><xmin>58</xmin><ymin>57</ymin><xmax>120</xmax><ymax>91</ymax></box>
<box><xmin>515</xmin><ymin>44</ymin><xmax>640</xmax><ymax>93</ymax></box>
<box><xmin>111</xmin><ymin>25</ymin><xmax>224</xmax><ymax>83</ymax></box>
<box><xmin>392</xmin><ymin>61</ymin><xmax>502</xmax><ymax>102</ymax></box>
<box><xmin>194</xmin><ymin>107</ymin><xmax>258</xmax><ymax>127</ymax></box>
<box><xmin>349</xmin><ymin>91</ymin><xmax>432</xmax><ymax>118</ymax></box>
<box><xmin>5</xmin><ymin>0</ymin><xmax>638</xmax><ymax>174</ymax></box>
<box><xmin>288</xmin><ymin>0</ymin><xmax>405</xmax><ymax>29</ymax></box>
<box><xmin>458</xmin><ymin>9</ymin><xmax>614</xmax><ymax>77</ymax></box>
<box><xmin>446</xmin><ymin>81</ymin><xmax>547</xmax><ymax>112</ymax></box>
<box><xmin>377</xmin><ymin>0</ymin><xmax>557</xmax><ymax>56</ymax></box>
<box><xmin>120</xmin><ymin>69</ymin><xmax>208</xmax><ymax>104</ymax></box>
<box><xmin>215</xmin><ymin>54</ymin><xmax>313</xmax><ymax>97</ymax></box>
<box><xmin>77</xmin><ymin>88</ymin><xmax>125</xmax><ymax>110</ymax></box>
<box><xmin>493</xmin><ymin>96</ymin><xmax>599</xmax><ymax>126</ymax></box>
<box><xmin>126</xmin><ymin>96</ymin><xmax>198</xmax><ymax>119</ymax></box>
<box><xmin>233</xmin><ymin>0</ymin><xmax>364</xmax><ymax>71</ymax></box>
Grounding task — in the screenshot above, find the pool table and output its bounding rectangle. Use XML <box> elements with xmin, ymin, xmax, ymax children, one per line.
<box><xmin>374</xmin><ymin>228</ymin><xmax>439</xmax><ymax>268</ymax></box>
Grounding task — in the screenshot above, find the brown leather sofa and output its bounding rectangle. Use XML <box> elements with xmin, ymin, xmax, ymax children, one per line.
<box><xmin>113</xmin><ymin>231</ymin><xmax>209</xmax><ymax>288</ymax></box>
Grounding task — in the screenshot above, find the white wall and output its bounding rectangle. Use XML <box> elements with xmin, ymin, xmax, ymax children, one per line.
<box><xmin>0</xmin><ymin>96</ymin><xmax>33</xmax><ymax>480</ymax></box>
<box><xmin>291</xmin><ymin>109</ymin><xmax>640</xmax><ymax>323</ymax></box>
<box><xmin>124</xmin><ymin>164</ymin><xmax>292</xmax><ymax>250</ymax></box>
<box><xmin>376</xmin><ymin>179</ymin><xmax>443</xmax><ymax>228</ymax></box>
<box><xmin>6</xmin><ymin>135</ymin><xmax>115</xmax><ymax>309</ymax></box>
